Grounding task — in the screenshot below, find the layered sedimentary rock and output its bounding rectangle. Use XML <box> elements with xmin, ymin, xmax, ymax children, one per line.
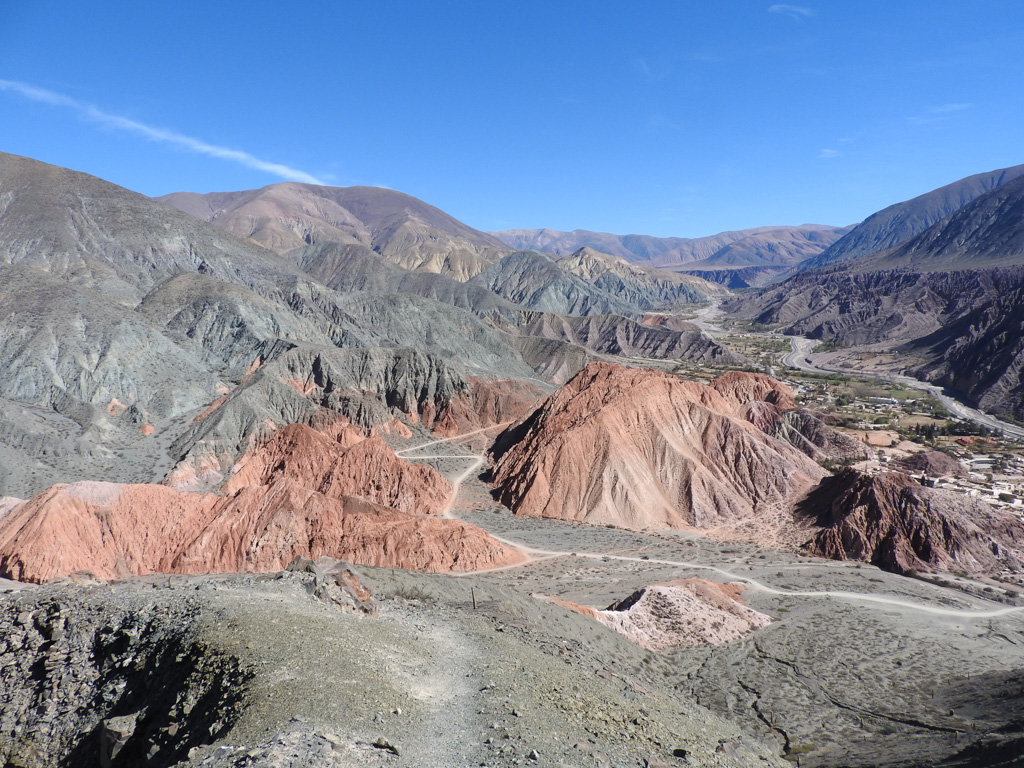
<box><xmin>0</xmin><ymin>425</ymin><xmax>523</xmax><ymax>582</ymax></box>
<box><xmin>743</xmin><ymin>402</ymin><xmax>868</xmax><ymax>462</ymax></box>
<box><xmin>800</xmin><ymin>469</ymin><xmax>1024</xmax><ymax>576</ymax></box>
<box><xmin>491</xmin><ymin>363</ymin><xmax>825</xmax><ymax>530</ymax></box>
<box><xmin>167</xmin><ymin>345</ymin><xmax>538</xmax><ymax>490</ymax></box>
<box><xmin>516</xmin><ymin>311</ymin><xmax>743</xmax><ymax>366</ymax></box>
<box><xmin>707</xmin><ymin>370</ymin><xmax>796</xmax><ymax>412</ymax></box>
<box><xmin>222</xmin><ymin>423</ymin><xmax>451</xmax><ymax>515</ymax></box>
<box><xmin>554</xmin><ymin>247</ymin><xmax>723</xmax><ymax>307</ymax></box>
<box><xmin>432</xmin><ymin>378</ymin><xmax>546</xmax><ymax>438</ymax></box>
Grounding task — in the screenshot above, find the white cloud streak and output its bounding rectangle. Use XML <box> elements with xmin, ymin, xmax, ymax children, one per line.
<box><xmin>0</xmin><ymin>79</ymin><xmax>325</xmax><ymax>185</ymax></box>
<box><xmin>818</xmin><ymin>148</ymin><xmax>840</xmax><ymax>159</ymax></box>
<box><xmin>768</xmin><ymin>4</ymin><xmax>814</xmax><ymax>20</ymax></box>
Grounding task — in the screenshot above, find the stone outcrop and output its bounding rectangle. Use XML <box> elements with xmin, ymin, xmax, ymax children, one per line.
<box><xmin>743</xmin><ymin>402</ymin><xmax>868</xmax><ymax>462</ymax></box>
<box><xmin>537</xmin><ymin>579</ymin><xmax>771</xmax><ymax>650</ymax></box>
<box><xmin>222</xmin><ymin>423</ymin><xmax>451</xmax><ymax>515</ymax></box>
<box><xmin>891</xmin><ymin>450</ymin><xmax>968</xmax><ymax>478</ymax></box>
<box><xmin>516</xmin><ymin>311</ymin><xmax>744</xmax><ymax>366</ymax></box>
<box><xmin>800</xmin><ymin>469</ymin><xmax>1024</xmax><ymax>576</ymax></box>
<box><xmin>0</xmin><ymin>424</ymin><xmax>523</xmax><ymax>582</ymax></box>
<box><xmin>707</xmin><ymin>370</ymin><xmax>797</xmax><ymax>412</ymax></box>
<box><xmin>431</xmin><ymin>378</ymin><xmax>547</xmax><ymax>438</ymax></box>
<box><xmin>491</xmin><ymin>363</ymin><xmax>825</xmax><ymax>531</ymax></box>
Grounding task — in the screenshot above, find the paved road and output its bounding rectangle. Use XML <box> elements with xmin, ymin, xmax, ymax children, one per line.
<box><xmin>783</xmin><ymin>337</ymin><xmax>1024</xmax><ymax>441</ymax></box>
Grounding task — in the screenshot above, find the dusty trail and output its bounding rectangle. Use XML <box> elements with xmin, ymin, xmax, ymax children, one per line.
<box><xmin>403</xmin><ymin>426</ymin><xmax>1024</xmax><ymax>621</ymax></box>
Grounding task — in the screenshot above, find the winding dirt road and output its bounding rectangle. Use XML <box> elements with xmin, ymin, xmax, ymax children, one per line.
<box><xmin>397</xmin><ymin>429</ymin><xmax>1024</xmax><ymax>621</ymax></box>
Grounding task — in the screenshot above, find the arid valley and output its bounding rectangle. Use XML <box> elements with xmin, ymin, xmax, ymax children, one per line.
<box><xmin>1</xmin><ymin>145</ymin><xmax>1024</xmax><ymax>768</ymax></box>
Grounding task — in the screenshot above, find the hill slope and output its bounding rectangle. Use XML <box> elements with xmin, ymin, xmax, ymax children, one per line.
<box><xmin>159</xmin><ymin>183</ymin><xmax>510</xmax><ymax>280</ymax></box>
<box><xmin>799</xmin><ymin>163</ymin><xmax>1024</xmax><ymax>271</ymax></box>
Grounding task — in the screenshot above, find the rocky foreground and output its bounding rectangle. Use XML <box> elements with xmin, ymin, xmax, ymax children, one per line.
<box><xmin>0</xmin><ymin>566</ymin><xmax>789</xmax><ymax>768</ymax></box>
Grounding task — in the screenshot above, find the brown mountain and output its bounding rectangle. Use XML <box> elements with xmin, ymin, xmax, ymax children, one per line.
<box><xmin>158</xmin><ymin>183</ymin><xmax>510</xmax><ymax>280</ymax></box>
<box><xmin>491</xmin><ymin>363</ymin><xmax>825</xmax><ymax>532</ymax></box>
<box><xmin>800</xmin><ymin>469</ymin><xmax>1024</xmax><ymax>577</ymax></box>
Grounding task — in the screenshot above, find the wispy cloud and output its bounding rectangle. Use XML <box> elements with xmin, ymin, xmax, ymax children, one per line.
<box><xmin>0</xmin><ymin>79</ymin><xmax>325</xmax><ymax>185</ymax></box>
<box><xmin>768</xmin><ymin>4</ymin><xmax>814</xmax><ymax>20</ymax></box>
<box><xmin>818</xmin><ymin>148</ymin><xmax>841</xmax><ymax>159</ymax></box>
<box><xmin>906</xmin><ymin>102</ymin><xmax>973</xmax><ymax>125</ymax></box>
<box><xmin>929</xmin><ymin>102</ymin><xmax>972</xmax><ymax>114</ymax></box>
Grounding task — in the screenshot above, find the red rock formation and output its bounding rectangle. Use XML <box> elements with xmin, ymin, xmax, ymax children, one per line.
<box><xmin>491</xmin><ymin>362</ymin><xmax>825</xmax><ymax>531</ymax></box>
<box><xmin>0</xmin><ymin>482</ymin><xmax>220</xmax><ymax>582</ymax></box>
<box><xmin>0</xmin><ymin>478</ymin><xmax>523</xmax><ymax>583</ymax></box>
<box><xmin>0</xmin><ymin>422</ymin><xmax>525</xmax><ymax>582</ymax></box>
<box><xmin>223</xmin><ymin>423</ymin><xmax>450</xmax><ymax>516</ymax></box>
<box><xmin>800</xmin><ymin>469</ymin><xmax>1024</xmax><ymax>576</ymax></box>
<box><xmin>709</xmin><ymin>370</ymin><xmax>797</xmax><ymax>412</ymax></box>
<box><xmin>171</xmin><ymin>478</ymin><xmax>521</xmax><ymax>576</ymax></box>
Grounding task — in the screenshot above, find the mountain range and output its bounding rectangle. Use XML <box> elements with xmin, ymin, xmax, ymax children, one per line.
<box><xmin>492</xmin><ymin>223</ymin><xmax>851</xmax><ymax>287</ymax></box>
<box><xmin>4</xmin><ymin>150</ymin><xmax>1024</xmax><ymax>768</ymax></box>
<box><xmin>730</xmin><ymin>163</ymin><xmax>1024</xmax><ymax>419</ymax></box>
<box><xmin>0</xmin><ymin>151</ymin><xmax>735</xmax><ymax>500</ymax></box>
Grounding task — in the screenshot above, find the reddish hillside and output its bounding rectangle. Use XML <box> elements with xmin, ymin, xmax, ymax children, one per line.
<box><xmin>0</xmin><ymin>423</ymin><xmax>523</xmax><ymax>582</ymax></box>
<box><xmin>800</xmin><ymin>469</ymin><xmax>1024</xmax><ymax>576</ymax></box>
<box><xmin>491</xmin><ymin>363</ymin><xmax>825</xmax><ymax>531</ymax></box>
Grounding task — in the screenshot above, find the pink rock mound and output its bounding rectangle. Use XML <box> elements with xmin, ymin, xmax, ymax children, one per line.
<box><xmin>537</xmin><ymin>579</ymin><xmax>771</xmax><ymax>650</ymax></box>
<box><xmin>891</xmin><ymin>450</ymin><xmax>968</xmax><ymax>478</ymax></box>
<box><xmin>709</xmin><ymin>370</ymin><xmax>797</xmax><ymax>412</ymax></box>
<box><xmin>492</xmin><ymin>362</ymin><xmax>825</xmax><ymax>531</ymax></box>
<box><xmin>800</xmin><ymin>469</ymin><xmax>1024</xmax><ymax>576</ymax></box>
<box><xmin>224</xmin><ymin>423</ymin><xmax>451</xmax><ymax>516</ymax></box>
<box><xmin>171</xmin><ymin>478</ymin><xmax>522</xmax><ymax>576</ymax></box>
<box><xmin>0</xmin><ymin>426</ymin><xmax>524</xmax><ymax>583</ymax></box>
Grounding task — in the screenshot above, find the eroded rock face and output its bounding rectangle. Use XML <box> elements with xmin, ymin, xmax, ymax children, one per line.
<box><xmin>536</xmin><ymin>579</ymin><xmax>771</xmax><ymax>650</ymax></box>
<box><xmin>223</xmin><ymin>423</ymin><xmax>451</xmax><ymax>516</ymax></box>
<box><xmin>800</xmin><ymin>469</ymin><xmax>1024</xmax><ymax>576</ymax></box>
<box><xmin>491</xmin><ymin>363</ymin><xmax>825</xmax><ymax>531</ymax></box>
<box><xmin>708</xmin><ymin>370</ymin><xmax>796</xmax><ymax>412</ymax></box>
<box><xmin>743</xmin><ymin>401</ymin><xmax>868</xmax><ymax>462</ymax></box>
<box><xmin>167</xmin><ymin>346</ymin><xmax>531</xmax><ymax>491</ymax></box>
<box><xmin>0</xmin><ymin>594</ymin><xmax>250</xmax><ymax>768</ymax></box>
<box><xmin>0</xmin><ymin>425</ymin><xmax>522</xmax><ymax>582</ymax></box>
<box><xmin>432</xmin><ymin>377</ymin><xmax>546</xmax><ymax>438</ymax></box>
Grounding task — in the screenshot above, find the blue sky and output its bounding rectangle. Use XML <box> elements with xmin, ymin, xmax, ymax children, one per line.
<box><xmin>1</xmin><ymin>2</ymin><xmax>1021</xmax><ymax>237</ymax></box>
